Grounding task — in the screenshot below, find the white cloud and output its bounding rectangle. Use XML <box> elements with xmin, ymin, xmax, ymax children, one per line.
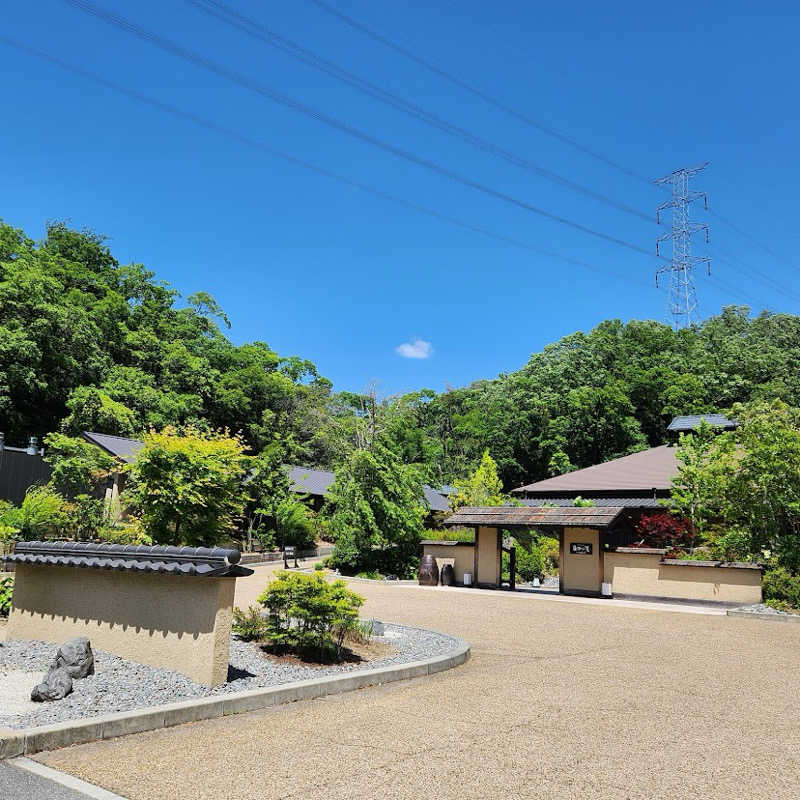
<box><xmin>395</xmin><ymin>338</ymin><xmax>433</xmax><ymax>360</ymax></box>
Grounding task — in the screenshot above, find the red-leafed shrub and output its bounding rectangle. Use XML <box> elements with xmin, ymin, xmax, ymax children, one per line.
<box><xmin>634</xmin><ymin>512</ymin><xmax>695</xmax><ymax>551</ymax></box>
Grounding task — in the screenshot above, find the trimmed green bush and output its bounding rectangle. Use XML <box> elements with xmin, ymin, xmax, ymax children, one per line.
<box><xmin>257</xmin><ymin>571</ymin><xmax>365</xmax><ymax>660</ymax></box>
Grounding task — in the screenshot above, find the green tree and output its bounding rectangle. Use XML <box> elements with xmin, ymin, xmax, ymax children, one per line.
<box><xmin>60</xmin><ymin>387</ymin><xmax>138</xmax><ymax>437</ymax></box>
<box><xmin>450</xmin><ymin>450</ymin><xmax>505</xmax><ymax>510</ymax></box>
<box><xmin>124</xmin><ymin>426</ymin><xmax>250</xmax><ymax>546</ymax></box>
<box><xmin>670</xmin><ymin>401</ymin><xmax>800</xmax><ymax>569</ymax></box>
<box><xmin>44</xmin><ymin>432</ymin><xmax>116</xmax><ymax>497</ymax></box>
<box><xmin>272</xmin><ymin>496</ymin><xmax>316</xmax><ymax>551</ymax></box>
<box><xmin>324</xmin><ymin>442</ymin><xmax>425</xmax><ymax>576</ymax></box>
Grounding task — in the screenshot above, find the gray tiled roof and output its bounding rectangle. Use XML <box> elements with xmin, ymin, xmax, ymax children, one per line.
<box><xmin>82</xmin><ymin>431</ymin><xmax>145</xmax><ymax>463</ymax></box>
<box><xmin>519</xmin><ymin>497</ymin><xmax>665</xmax><ymax>508</ymax></box>
<box><xmin>512</xmin><ymin>445</ymin><xmax>679</xmax><ymax>494</ymax></box>
<box><xmin>667</xmin><ymin>414</ymin><xmax>737</xmax><ymax>432</ymax></box>
<box><xmin>288</xmin><ymin>465</ymin><xmax>336</xmax><ymax>496</ymax></box>
<box><xmin>422</xmin><ymin>485</ymin><xmax>450</xmax><ymax>512</ymax></box>
<box><xmin>4</xmin><ymin>541</ymin><xmax>253</xmax><ymax>577</ymax></box>
<box><xmin>288</xmin><ymin>465</ymin><xmax>450</xmax><ymax>511</ymax></box>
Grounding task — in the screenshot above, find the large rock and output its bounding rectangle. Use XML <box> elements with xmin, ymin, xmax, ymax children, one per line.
<box><xmin>31</xmin><ymin>667</ymin><xmax>73</xmax><ymax>702</ymax></box>
<box><xmin>53</xmin><ymin>636</ymin><xmax>94</xmax><ymax>679</ymax></box>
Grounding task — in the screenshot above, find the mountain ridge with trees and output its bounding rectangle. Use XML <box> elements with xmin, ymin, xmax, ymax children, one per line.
<box><xmin>3</xmin><ymin>219</ymin><xmax>800</xmax><ymax>493</ymax></box>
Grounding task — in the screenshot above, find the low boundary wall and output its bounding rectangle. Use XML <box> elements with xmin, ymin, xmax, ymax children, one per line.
<box><xmin>605</xmin><ymin>548</ymin><xmax>762</xmax><ymax>604</ymax></box>
<box><xmin>421</xmin><ymin>541</ymin><xmax>475</xmax><ymax>585</ymax></box>
<box><xmin>4</xmin><ymin>542</ymin><xmax>252</xmax><ymax>686</ymax></box>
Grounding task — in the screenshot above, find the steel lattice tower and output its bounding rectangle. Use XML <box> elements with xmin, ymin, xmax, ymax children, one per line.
<box><xmin>654</xmin><ymin>163</ymin><xmax>710</xmax><ymax>328</ymax></box>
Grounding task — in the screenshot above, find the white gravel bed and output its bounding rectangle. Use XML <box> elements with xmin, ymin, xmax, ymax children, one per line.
<box><xmin>731</xmin><ymin>603</ymin><xmax>800</xmax><ymax>616</ymax></box>
<box><xmin>0</xmin><ymin>623</ymin><xmax>465</xmax><ymax>730</ymax></box>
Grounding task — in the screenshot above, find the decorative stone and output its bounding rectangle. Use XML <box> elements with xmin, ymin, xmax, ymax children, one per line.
<box><xmin>440</xmin><ymin>563</ymin><xmax>455</xmax><ymax>586</ymax></box>
<box><xmin>418</xmin><ymin>555</ymin><xmax>439</xmax><ymax>586</ymax></box>
<box><xmin>53</xmin><ymin>636</ymin><xmax>95</xmax><ymax>679</ymax></box>
<box><xmin>31</xmin><ymin>666</ymin><xmax>73</xmax><ymax>702</ymax></box>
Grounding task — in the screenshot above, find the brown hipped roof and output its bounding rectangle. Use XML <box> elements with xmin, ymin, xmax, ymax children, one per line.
<box><xmin>511</xmin><ymin>445</ymin><xmax>679</xmax><ymax>495</ymax></box>
<box><xmin>444</xmin><ymin>506</ymin><xmax>624</xmax><ymax>529</ymax></box>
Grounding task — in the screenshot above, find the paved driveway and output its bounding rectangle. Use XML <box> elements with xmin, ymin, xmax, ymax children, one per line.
<box><xmin>36</xmin><ymin>577</ymin><xmax>800</xmax><ymax>800</ymax></box>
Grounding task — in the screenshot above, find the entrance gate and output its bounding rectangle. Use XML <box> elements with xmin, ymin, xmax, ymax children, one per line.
<box><xmin>444</xmin><ymin>506</ymin><xmax>624</xmax><ymax>596</ymax></box>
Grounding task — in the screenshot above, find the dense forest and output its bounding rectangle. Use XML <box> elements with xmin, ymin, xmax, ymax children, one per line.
<box><xmin>2</xmin><ymin>219</ymin><xmax>800</xmax><ymax>490</ymax></box>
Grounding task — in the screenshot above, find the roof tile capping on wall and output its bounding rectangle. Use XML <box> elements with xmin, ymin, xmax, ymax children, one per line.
<box><xmin>4</xmin><ymin>542</ymin><xmax>253</xmax><ymax>686</ymax></box>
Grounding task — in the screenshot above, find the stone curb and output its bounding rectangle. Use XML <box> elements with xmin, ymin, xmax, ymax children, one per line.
<box><xmin>0</xmin><ymin>640</ymin><xmax>470</xmax><ymax>759</ymax></box>
<box><xmin>727</xmin><ymin>609</ymin><xmax>800</xmax><ymax>624</ymax></box>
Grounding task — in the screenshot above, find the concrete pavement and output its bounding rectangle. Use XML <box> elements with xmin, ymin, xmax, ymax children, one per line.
<box><xmin>0</xmin><ymin>758</ymin><xmax>126</xmax><ymax>799</ymax></box>
<box><xmin>33</xmin><ymin>574</ymin><xmax>800</xmax><ymax>800</ymax></box>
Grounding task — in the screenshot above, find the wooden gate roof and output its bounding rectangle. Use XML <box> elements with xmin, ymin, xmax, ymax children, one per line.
<box><xmin>443</xmin><ymin>506</ymin><xmax>624</xmax><ymax>529</ymax></box>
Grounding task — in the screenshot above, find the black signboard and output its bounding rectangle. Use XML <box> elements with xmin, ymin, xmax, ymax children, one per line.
<box><xmin>284</xmin><ymin>545</ymin><xmax>298</xmax><ymax>568</ymax></box>
<box><xmin>570</xmin><ymin>542</ymin><xmax>592</xmax><ymax>555</ymax></box>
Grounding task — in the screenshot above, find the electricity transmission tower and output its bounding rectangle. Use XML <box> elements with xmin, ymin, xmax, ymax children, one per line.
<box><xmin>654</xmin><ymin>163</ymin><xmax>710</xmax><ymax>328</ymax></box>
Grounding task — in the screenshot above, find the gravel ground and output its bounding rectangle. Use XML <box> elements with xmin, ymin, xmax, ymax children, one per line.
<box><xmin>38</xmin><ymin>579</ymin><xmax>800</xmax><ymax>800</ymax></box>
<box><xmin>732</xmin><ymin>602</ymin><xmax>799</xmax><ymax>616</ymax></box>
<box><xmin>0</xmin><ymin>624</ymin><xmax>464</xmax><ymax>730</ymax></box>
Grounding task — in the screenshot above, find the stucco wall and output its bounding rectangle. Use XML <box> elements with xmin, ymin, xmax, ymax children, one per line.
<box><xmin>562</xmin><ymin>527</ymin><xmax>602</xmax><ymax>594</ymax></box>
<box><xmin>604</xmin><ymin>551</ymin><xmax>762</xmax><ymax>604</ymax></box>
<box><xmin>476</xmin><ymin>526</ymin><xmax>500</xmax><ymax>587</ymax></box>
<box><xmin>421</xmin><ymin>543</ymin><xmax>475</xmax><ymax>584</ymax></box>
<box><xmin>7</xmin><ymin>564</ymin><xmax>236</xmax><ymax>686</ymax></box>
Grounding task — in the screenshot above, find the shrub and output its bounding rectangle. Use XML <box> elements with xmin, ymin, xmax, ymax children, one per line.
<box><xmin>0</xmin><ymin>574</ymin><xmax>13</xmax><ymax>617</ymax></box>
<box><xmin>257</xmin><ymin>571</ymin><xmax>364</xmax><ymax>660</ymax></box>
<box><xmin>99</xmin><ymin>520</ymin><xmax>153</xmax><ymax>546</ymax></box>
<box><xmin>514</xmin><ymin>535</ymin><xmax>559</xmax><ymax>581</ymax></box>
<box><xmin>762</xmin><ymin>568</ymin><xmax>800</xmax><ymax>612</ymax></box>
<box><xmin>314</xmin><ymin>562</ymin><xmax>324</xmax><ymax>571</ymax></box>
<box><xmin>232</xmin><ymin>605</ymin><xmax>269</xmax><ymax>641</ymax></box>
<box><xmin>355</xmin><ymin>570</ymin><xmax>383</xmax><ymax>581</ymax></box>
<box><xmin>515</xmin><ymin>545</ymin><xmax>545</xmax><ymax>582</ymax></box>
<box><xmin>423</xmin><ymin>528</ymin><xmax>474</xmax><ymax>543</ymax></box>
<box><xmin>0</xmin><ymin>486</ymin><xmax>68</xmax><ymax>540</ymax></box>
<box><xmin>62</xmin><ymin>494</ymin><xmax>108</xmax><ymax>541</ymax></box>
<box><xmin>634</xmin><ymin>512</ymin><xmax>695</xmax><ymax>551</ymax></box>
<box><xmin>572</xmin><ymin>496</ymin><xmax>595</xmax><ymax>507</ymax></box>
<box><xmin>706</xmin><ymin>527</ymin><xmax>755</xmax><ymax>563</ymax></box>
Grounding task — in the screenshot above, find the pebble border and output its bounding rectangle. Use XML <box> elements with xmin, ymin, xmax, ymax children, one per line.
<box><xmin>0</xmin><ymin>637</ymin><xmax>469</xmax><ymax>759</ymax></box>
<box><xmin>727</xmin><ymin>609</ymin><xmax>800</xmax><ymax>624</ymax></box>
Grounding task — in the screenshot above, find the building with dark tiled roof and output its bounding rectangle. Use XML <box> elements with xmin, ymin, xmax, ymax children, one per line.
<box><xmin>510</xmin><ymin>415</ymin><xmax>735</xmax><ymax>543</ymax></box>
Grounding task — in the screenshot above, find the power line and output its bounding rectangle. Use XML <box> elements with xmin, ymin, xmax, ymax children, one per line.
<box><xmin>0</xmin><ymin>35</ymin><xmax>652</xmax><ymax>293</ymax></box>
<box><xmin>705</xmin><ymin>244</ymin><xmax>800</xmax><ymax>304</ymax></box>
<box><xmin>708</xmin><ymin>208</ymin><xmax>800</xmax><ymax>273</ymax></box>
<box><xmin>306</xmin><ymin>0</ymin><xmax>656</xmax><ymax>187</ymax></box>
<box><xmin>185</xmin><ymin>0</ymin><xmax>653</xmax><ymax>224</ymax></box>
<box><xmin>307</xmin><ymin>0</ymin><xmax>798</xmax><ymax>279</ymax></box>
<box><xmin>62</xmin><ymin>0</ymin><xmax>658</xmax><ymax>260</ymax></box>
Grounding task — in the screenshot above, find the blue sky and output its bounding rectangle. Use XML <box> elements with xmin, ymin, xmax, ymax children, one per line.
<box><xmin>3</xmin><ymin>0</ymin><xmax>799</xmax><ymax>395</ymax></box>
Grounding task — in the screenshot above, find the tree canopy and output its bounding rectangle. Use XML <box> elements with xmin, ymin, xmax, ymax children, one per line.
<box><xmin>4</xmin><ymin>219</ymin><xmax>800</xmax><ymax>498</ymax></box>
